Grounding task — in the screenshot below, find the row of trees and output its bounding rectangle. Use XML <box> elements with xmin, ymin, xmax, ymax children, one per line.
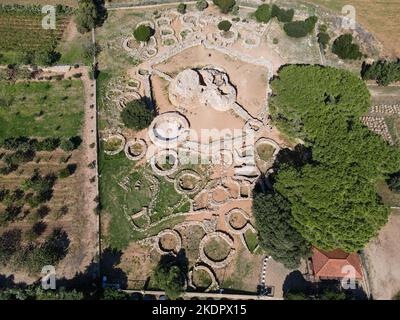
<box><xmin>254</xmin><ymin>65</ymin><xmax>400</xmax><ymax>261</ymax></box>
<box><xmin>362</xmin><ymin>59</ymin><xmax>400</xmax><ymax>86</ymax></box>
<box><xmin>254</xmin><ymin>4</ymin><xmax>294</xmax><ymax>24</ymax></box>
<box><xmin>1</xmin><ymin>136</ymin><xmax>82</xmax><ymax>152</ymax></box>
<box><xmin>0</xmin><ymin>227</ymin><xmax>69</xmax><ymax>274</ymax></box>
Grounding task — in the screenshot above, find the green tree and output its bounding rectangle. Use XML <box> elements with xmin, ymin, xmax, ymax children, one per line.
<box><xmin>218</xmin><ymin>20</ymin><xmax>232</xmax><ymax>32</ymax></box>
<box><xmin>75</xmin><ymin>0</ymin><xmax>107</xmax><ymax>34</ymax></box>
<box><xmin>196</xmin><ymin>0</ymin><xmax>208</xmax><ymax>11</ymax></box>
<box><xmin>254</xmin><ymin>4</ymin><xmax>272</xmax><ymax>23</ymax></box>
<box><xmin>362</xmin><ymin>59</ymin><xmax>400</xmax><ymax>86</ymax></box>
<box><xmin>269</xmin><ymin>65</ymin><xmax>400</xmax><ymax>251</ymax></box>
<box><xmin>213</xmin><ymin>0</ymin><xmax>236</xmax><ymax>14</ymax></box>
<box><xmin>332</xmin><ymin>34</ymin><xmax>363</xmax><ymax>60</ymax></box>
<box><xmin>133</xmin><ymin>25</ymin><xmax>155</xmax><ymax>42</ymax></box>
<box><xmin>153</xmin><ymin>256</ymin><xmax>185</xmax><ymax>299</ymax></box>
<box><xmin>283</xmin><ymin>16</ymin><xmax>317</xmax><ymax>38</ymax></box>
<box><xmin>271</xmin><ymin>4</ymin><xmax>294</xmax><ymax>22</ymax></box>
<box><xmin>253</xmin><ymin>192</ymin><xmax>310</xmax><ymax>269</ymax></box>
<box><xmin>177</xmin><ymin>3</ymin><xmax>187</xmax><ymax>14</ymax></box>
<box><xmin>120</xmin><ymin>99</ymin><xmax>154</xmax><ymax>130</ymax></box>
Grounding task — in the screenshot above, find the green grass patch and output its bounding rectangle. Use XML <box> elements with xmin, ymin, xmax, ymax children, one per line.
<box><xmin>244</xmin><ymin>229</ymin><xmax>259</xmax><ymax>253</ymax></box>
<box><xmin>0</xmin><ymin>80</ymin><xmax>84</xmax><ymax>139</ymax></box>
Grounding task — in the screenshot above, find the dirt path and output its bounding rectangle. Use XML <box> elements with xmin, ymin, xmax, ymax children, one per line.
<box><xmin>56</xmin><ymin>66</ymin><xmax>99</xmax><ymax>279</ymax></box>
<box><xmin>363</xmin><ymin>213</ymin><xmax>400</xmax><ymax>300</ymax></box>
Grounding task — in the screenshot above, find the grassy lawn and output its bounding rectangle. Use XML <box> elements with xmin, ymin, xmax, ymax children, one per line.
<box><xmin>244</xmin><ymin>229</ymin><xmax>259</xmax><ymax>253</ymax></box>
<box><xmin>0</xmin><ymin>80</ymin><xmax>84</xmax><ymax>139</ymax></box>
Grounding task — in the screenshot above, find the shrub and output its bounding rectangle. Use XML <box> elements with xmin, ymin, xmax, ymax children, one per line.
<box><xmin>177</xmin><ymin>3</ymin><xmax>187</xmax><ymax>14</ymax></box>
<box><xmin>283</xmin><ymin>16</ymin><xmax>317</xmax><ymax>38</ymax></box>
<box><xmin>271</xmin><ymin>4</ymin><xmax>294</xmax><ymax>23</ymax></box>
<box><xmin>213</xmin><ymin>0</ymin><xmax>236</xmax><ymax>14</ymax></box>
<box><xmin>36</xmin><ymin>137</ymin><xmax>60</xmax><ymax>151</ymax></box>
<box><xmin>254</xmin><ymin>4</ymin><xmax>271</xmax><ymax>23</ymax></box>
<box><xmin>133</xmin><ymin>25</ymin><xmax>155</xmax><ymax>42</ymax></box>
<box><xmin>196</xmin><ymin>0</ymin><xmax>208</xmax><ymax>11</ymax></box>
<box><xmin>82</xmin><ymin>42</ymin><xmax>101</xmax><ymax>60</ymax></box>
<box><xmin>332</xmin><ymin>34</ymin><xmax>363</xmax><ymax>60</ymax></box>
<box><xmin>120</xmin><ymin>99</ymin><xmax>154</xmax><ymax>130</ymax></box>
<box><xmin>0</xmin><ymin>229</ymin><xmax>21</xmax><ymax>265</ymax></box>
<box><xmin>218</xmin><ymin>20</ymin><xmax>232</xmax><ymax>32</ymax></box>
<box><xmin>59</xmin><ymin>139</ymin><xmax>75</xmax><ymax>152</ymax></box>
<box><xmin>59</xmin><ymin>164</ymin><xmax>77</xmax><ymax>179</ymax></box>
<box><xmin>318</xmin><ymin>32</ymin><xmax>330</xmax><ymax>49</ymax></box>
<box><xmin>361</xmin><ymin>59</ymin><xmax>400</xmax><ymax>86</ymax></box>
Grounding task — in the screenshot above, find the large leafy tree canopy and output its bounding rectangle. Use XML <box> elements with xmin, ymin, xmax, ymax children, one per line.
<box><xmin>253</xmin><ymin>192</ymin><xmax>310</xmax><ymax>269</ymax></box>
<box><xmin>267</xmin><ymin>65</ymin><xmax>400</xmax><ymax>252</ymax></box>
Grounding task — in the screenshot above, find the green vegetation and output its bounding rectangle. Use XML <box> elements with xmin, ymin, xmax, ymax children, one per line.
<box><xmin>0</xmin><ymin>80</ymin><xmax>84</xmax><ymax>139</ymax></box>
<box><xmin>269</xmin><ymin>65</ymin><xmax>400</xmax><ymax>252</ymax></box>
<box><xmin>75</xmin><ymin>0</ymin><xmax>107</xmax><ymax>34</ymax></box>
<box><xmin>204</xmin><ymin>238</ymin><xmax>230</xmax><ymax>261</ymax></box>
<box><xmin>243</xmin><ymin>229</ymin><xmax>258</xmax><ymax>253</ymax></box>
<box><xmin>153</xmin><ymin>255</ymin><xmax>186</xmax><ymax>299</ymax></box>
<box><xmin>0</xmin><ymin>286</ymin><xmax>84</xmax><ymax>300</ymax></box>
<box><xmin>177</xmin><ymin>3</ymin><xmax>187</xmax><ymax>14</ymax></box>
<box><xmin>318</xmin><ymin>31</ymin><xmax>330</xmax><ymax>49</ymax></box>
<box><xmin>254</xmin><ymin>4</ymin><xmax>272</xmax><ymax>23</ymax></box>
<box><xmin>213</xmin><ymin>0</ymin><xmax>236</xmax><ymax>14</ymax></box>
<box><xmin>0</xmin><ymin>227</ymin><xmax>69</xmax><ymax>274</ymax></box>
<box><xmin>133</xmin><ymin>25</ymin><xmax>155</xmax><ymax>43</ymax></box>
<box><xmin>285</xmin><ymin>288</ymin><xmax>346</xmax><ymax>300</ymax></box>
<box><xmin>257</xmin><ymin>144</ymin><xmax>275</xmax><ymax>161</ymax></box>
<box><xmin>192</xmin><ymin>269</ymin><xmax>212</xmax><ymax>289</ymax></box>
<box><xmin>0</xmin><ymin>5</ymin><xmax>73</xmax><ymax>65</ymax></box>
<box><xmin>271</xmin><ymin>4</ymin><xmax>294</xmax><ymax>23</ymax></box>
<box><xmin>120</xmin><ymin>99</ymin><xmax>154</xmax><ymax>130</ymax></box>
<box><xmin>362</xmin><ymin>59</ymin><xmax>400</xmax><ymax>86</ymax></box>
<box><xmin>196</xmin><ymin>0</ymin><xmax>209</xmax><ymax>11</ymax></box>
<box><xmin>253</xmin><ymin>192</ymin><xmax>310</xmax><ymax>269</ymax></box>
<box><xmin>332</xmin><ymin>34</ymin><xmax>363</xmax><ymax>60</ymax></box>
<box><xmin>283</xmin><ymin>16</ymin><xmax>318</xmax><ymax>38</ymax></box>
<box><xmin>218</xmin><ymin>20</ymin><xmax>232</xmax><ymax>32</ymax></box>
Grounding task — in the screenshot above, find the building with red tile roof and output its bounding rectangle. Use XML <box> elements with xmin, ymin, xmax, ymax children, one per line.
<box><xmin>311</xmin><ymin>247</ymin><xmax>363</xmax><ymax>280</ymax></box>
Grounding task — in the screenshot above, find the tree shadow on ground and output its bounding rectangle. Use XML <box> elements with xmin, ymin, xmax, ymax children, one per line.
<box><xmin>282</xmin><ymin>270</ymin><xmax>312</xmax><ymax>296</ymax></box>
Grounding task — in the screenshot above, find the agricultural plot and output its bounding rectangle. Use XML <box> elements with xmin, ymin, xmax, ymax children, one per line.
<box><xmin>0</xmin><ymin>78</ymin><xmax>88</xmax><ymax>282</ymax></box>
<box><xmin>0</xmin><ymin>5</ymin><xmax>72</xmax><ymax>64</ymax></box>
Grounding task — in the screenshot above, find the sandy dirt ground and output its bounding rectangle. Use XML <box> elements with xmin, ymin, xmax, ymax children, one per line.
<box><xmin>363</xmin><ymin>213</ymin><xmax>400</xmax><ymax>300</ymax></box>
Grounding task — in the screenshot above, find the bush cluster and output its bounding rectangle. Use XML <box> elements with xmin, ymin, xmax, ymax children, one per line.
<box><xmin>361</xmin><ymin>59</ymin><xmax>400</xmax><ymax>86</ymax></box>
<box><xmin>332</xmin><ymin>34</ymin><xmax>363</xmax><ymax>60</ymax></box>
<box><xmin>283</xmin><ymin>16</ymin><xmax>318</xmax><ymax>38</ymax></box>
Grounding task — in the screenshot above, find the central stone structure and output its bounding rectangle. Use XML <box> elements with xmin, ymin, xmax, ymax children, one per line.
<box><xmin>169</xmin><ymin>67</ymin><xmax>237</xmax><ymax>112</ymax></box>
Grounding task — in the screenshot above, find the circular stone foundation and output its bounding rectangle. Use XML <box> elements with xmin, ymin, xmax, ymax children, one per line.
<box><xmin>148</xmin><ymin>112</ymin><xmax>190</xmax><ymax>148</ymax></box>
<box><xmin>125</xmin><ymin>138</ymin><xmax>147</xmax><ymax>161</ymax></box>
<box><xmin>210</xmin><ymin>186</ymin><xmax>229</xmax><ymax>205</ymax></box>
<box><xmin>255</xmin><ymin>138</ymin><xmax>280</xmax><ymax>162</ymax></box>
<box><xmin>174</xmin><ymin>170</ymin><xmax>202</xmax><ymax>195</ymax></box>
<box><xmin>199</xmin><ymin>232</ymin><xmax>235</xmax><ymax>268</ymax></box>
<box><xmin>189</xmin><ymin>265</ymin><xmax>219</xmax><ymax>292</ymax></box>
<box><xmin>156</xmin><ymin>229</ymin><xmax>182</xmax><ymax>254</ymax></box>
<box><xmin>150</xmin><ymin>149</ymin><xmax>179</xmax><ymax>176</ymax></box>
<box><xmin>225</xmin><ymin>208</ymin><xmax>250</xmax><ymax>234</ymax></box>
<box><xmin>103</xmin><ymin>134</ymin><xmax>126</xmax><ymax>155</ymax></box>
